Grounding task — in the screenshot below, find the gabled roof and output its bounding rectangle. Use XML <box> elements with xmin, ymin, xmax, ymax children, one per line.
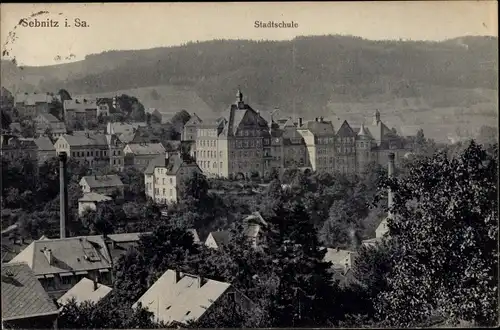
<box><xmin>34</xmin><ymin>136</ymin><xmax>55</xmax><ymax>151</ymax></box>
<box><xmin>184</xmin><ymin>113</ymin><xmax>203</xmax><ymax>126</ymax></box>
<box><xmin>124</xmin><ymin>142</ymin><xmax>165</xmax><ymax>155</ymax></box>
<box><xmin>36</xmin><ymin>113</ymin><xmax>60</xmax><ymax>123</ymax></box>
<box><xmin>144</xmin><ymin>153</ymin><xmax>199</xmax><ymax>176</ymax></box>
<box><xmin>300</xmin><ymin>120</ymin><xmax>335</xmax><ymax>137</ymax></box>
<box><xmin>322</xmin><ymin>248</ymin><xmax>357</xmax><ymax>269</ymax></box>
<box><xmin>63</xmin><ymin>99</ymin><xmax>98</xmax><ymax>112</ymax></box>
<box><xmin>15</xmin><ymin>93</ymin><xmax>54</xmax><ymax>105</ymax></box>
<box><xmin>1</xmin><ymin>262</ymin><xmax>59</xmax><ymax>321</ymax></box>
<box><xmin>186</xmin><ymin>229</ymin><xmax>200</xmax><ymax>243</ymax></box>
<box><xmin>133</xmin><ymin>269</ymin><xmax>231</xmax><ymax>325</ymax></box>
<box><xmin>107</xmin><ymin>122</ymin><xmax>147</xmax><ymax>135</ymax></box>
<box><xmin>78</xmin><ymin>192</ymin><xmax>113</xmax><ymax>203</ymax></box>
<box><xmin>208</xmin><ymin>231</ymin><xmax>230</xmax><ymax>247</ymax></box>
<box><xmin>58</xmin><ymin>133</ymin><xmax>108</xmax><ymax>147</ymax></box>
<box><xmin>80</xmin><ymin>175</ymin><xmax>124</xmax><ymax>189</ymax></box>
<box><xmin>335</xmin><ymin>120</ymin><xmax>357</xmax><ymax>138</ymax></box>
<box><xmin>57</xmin><ymin>278</ymin><xmax>112</xmax><ymax>306</ymax></box>
<box><xmin>9</xmin><ymin>236</ymin><xmax>112</xmax><ymax>275</ymax></box>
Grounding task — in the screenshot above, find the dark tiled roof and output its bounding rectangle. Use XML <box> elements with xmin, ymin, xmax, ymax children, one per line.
<box><xmin>302</xmin><ymin>120</ymin><xmax>335</xmax><ymax>136</ymax></box>
<box><xmin>81</xmin><ymin>174</ymin><xmax>124</xmax><ymax>189</ymax></box>
<box><xmin>37</xmin><ymin>113</ymin><xmax>60</xmax><ymax>123</ymax></box>
<box><xmin>144</xmin><ymin>154</ymin><xmax>166</xmax><ymax>175</ymax></box>
<box><xmin>125</xmin><ymin>142</ymin><xmax>165</xmax><ymax>155</ymax></box>
<box><xmin>34</xmin><ymin>136</ymin><xmax>55</xmax><ymax>151</ymax></box>
<box><xmin>1</xmin><ymin>262</ymin><xmax>59</xmax><ymax>321</ymax></box>
<box><xmin>144</xmin><ymin>153</ymin><xmax>198</xmax><ymax>176</ymax></box>
<box><xmin>9</xmin><ymin>236</ymin><xmax>113</xmax><ymax>275</ymax></box>
<box><xmin>15</xmin><ymin>93</ymin><xmax>54</xmax><ymax>105</ymax></box>
<box><xmin>335</xmin><ymin>120</ymin><xmax>357</xmax><ymax>138</ymax></box>
<box><xmin>60</xmin><ymin>133</ymin><xmax>108</xmax><ymax>147</ymax></box>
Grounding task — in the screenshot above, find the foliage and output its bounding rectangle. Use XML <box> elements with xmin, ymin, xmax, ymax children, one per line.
<box><xmin>375</xmin><ymin>141</ymin><xmax>498</xmax><ymax>327</ymax></box>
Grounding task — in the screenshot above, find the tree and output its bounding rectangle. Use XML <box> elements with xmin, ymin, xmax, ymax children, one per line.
<box><xmin>376</xmin><ymin>141</ymin><xmax>498</xmax><ymax>327</ymax></box>
<box><xmin>1</xmin><ymin>109</ymin><xmax>12</xmax><ymax>129</ymax></box>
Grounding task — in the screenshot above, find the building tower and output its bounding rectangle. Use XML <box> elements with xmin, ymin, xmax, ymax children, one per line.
<box><xmin>356</xmin><ymin>123</ymin><xmax>373</xmax><ymax>172</ymax></box>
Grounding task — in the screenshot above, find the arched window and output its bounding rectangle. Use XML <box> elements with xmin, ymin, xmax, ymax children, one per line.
<box><xmin>213</xmin><ymin>162</ymin><xmax>217</xmax><ymax>168</ymax></box>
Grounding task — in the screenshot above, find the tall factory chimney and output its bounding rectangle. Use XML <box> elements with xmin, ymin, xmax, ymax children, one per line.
<box><xmin>59</xmin><ymin>152</ymin><xmax>69</xmax><ymax>239</ymax></box>
<box><xmin>387</xmin><ymin>153</ymin><xmax>395</xmax><ymax>218</ymax></box>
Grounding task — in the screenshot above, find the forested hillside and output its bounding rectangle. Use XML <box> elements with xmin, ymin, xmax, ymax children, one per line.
<box><xmin>2</xmin><ymin>35</ymin><xmax>497</xmax><ymax>141</ymax></box>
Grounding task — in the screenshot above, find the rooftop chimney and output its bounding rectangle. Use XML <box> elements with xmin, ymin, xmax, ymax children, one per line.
<box><xmin>175</xmin><ymin>270</ymin><xmax>182</xmax><ymax>283</ymax></box>
<box><xmin>388</xmin><ymin>153</ymin><xmax>395</xmax><ymax>218</ymax></box>
<box><xmin>59</xmin><ymin>152</ymin><xmax>69</xmax><ymax>239</ymax></box>
<box><xmin>93</xmin><ymin>278</ymin><xmax>98</xmax><ymax>291</ymax></box>
<box><xmin>319</xmin><ymin>116</ymin><xmax>324</xmax><ymax>122</ymax></box>
<box><xmin>298</xmin><ymin>117</ymin><xmax>303</xmax><ymax>127</ymax></box>
<box><xmin>315</xmin><ymin>117</ymin><xmax>319</xmax><ymax>122</ymax></box>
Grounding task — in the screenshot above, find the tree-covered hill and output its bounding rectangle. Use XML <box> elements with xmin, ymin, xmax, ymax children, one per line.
<box><xmin>1</xmin><ymin>35</ymin><xmax>497</xmax><ymax>138</ymax></box>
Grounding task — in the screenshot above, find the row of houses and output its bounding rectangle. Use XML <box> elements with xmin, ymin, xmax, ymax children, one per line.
<box><xmin>181</xmin><ymin>89</ymin><xmax>416</xmax><ymax>179</ymax></box>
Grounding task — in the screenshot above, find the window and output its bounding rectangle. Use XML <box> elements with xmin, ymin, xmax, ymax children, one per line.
<box><xmin>61</xmin><ymin>275</ymin><xmax>72</xmax><ymax>286</ymax></box>
<box><xmin>213</xmin><ymin>162</ymin><xmax>217</xmax><ymax>168</ymax></box>
<box><xmin>163</xmin><ymin>188</ymin><xmax>166</xmax><ymax>196</ymax></box>
<box><xmin>169</xmin><ymin>189</ymin><xmax>172</xmax><ymax>196</ymax></box>
<box><xmin>170</xmin><ymin>178</ymin><xmax>173</xmax><ymax>184</ymax></box>
<box><xmin>219</xmin><ymin>151</ymin><xmax>223</xmax><ymax>157</ymax></box>
<box><xmin>220</xmin><ymin>162</ymin><xmax>223</xmax><ymax>169</ymax></box>
<box><xmin>163</xmin><ymin>178</ymin><xmax>165</xmax><ymax>184</ymax></box>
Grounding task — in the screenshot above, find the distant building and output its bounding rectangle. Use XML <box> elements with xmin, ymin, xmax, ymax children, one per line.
<box><xmin>1</xmin><ymin>262</ymin><xmax>59</xmax><ymax>329</ymax></box>
<box><xmin>34</xmin><ymin>113</ymin><xmax>67</xmax><ymax>138</ymax></box>
<box><xmin>123</xmin><ymin>142</ymin><xmax>166</xmax><ymax>171</ymax></box>
<box><xmin>1</xmin><ymin>86</ymin><xmax>13</xmax><ymax>106</ymax></box>
<box><xmin>79</xmin><ymin>174</ymin><xmax>125</xmax><ymax>198</ymax></box>
<box><xmin>57</xmin><ymin>277</ymin><xmax>112</xmax><ymax>307</ymax></box>
<box><xmin>182</xmin><ymin>113</ymin><xmax>203</xmax><ymax>141</ymax></box>
<box><xmin>78</xmin><ymin>192</ymin><xmax>113</xmax><ymax>217</ymax></box>
<box><xmin>243</xmin><ymin>212</ymin><xmax>268</xmax><ymax>248</ymax></box>
<box><xmin>133</xmin><ymin>269</ymin><xmax>252</xmax><ymax>326</ymax></box>
<box><xmin>322</xmin><ymin>247</ymin><xmax>357</xmax><ymax>272</ymax></box>
<box><xmin>144</xmin><ymin>151</ymin><xmax>202</xmax><ymax>204</ymax></box>
<box><xmin>9</xmin><ymin>236</ymin><xmax>114</xmax><ymax>299</ymax></box>
<box><xmin>106</xmin><ymin>122</ymin><xmax>148</xmax><ymax>144</ymax></box>
<box><xmin>0</xmin><ymin>134</ymin><xmax>37</xmax><ymax>162</ymax></box>
<box><xmin>54</xmin><ymin>133</ymin><xmax>125</xmax><ymax>170</ymax></box>
<box><xmin>194</xmin><ymin>90</ymin><xmax>268</xmax><ymax>179</ymax></box>
<box><xmin>14</xmin><ymin>92</ymin><xmax>55</xmax><ymax>118</ymax></box>
<box><xmin>63</xmin><ymin>99</ymin><xmax>98</xmax><ymax>129</ymax></box>
<box><xmin>34</xmin><ymin>136</ymin><xmax>57</xmax><ymax>165</ymax></box>
<box><xmin>205</xmin><ymin>230</ymin><xmax>230</xmax><ymax>250</ymax></box>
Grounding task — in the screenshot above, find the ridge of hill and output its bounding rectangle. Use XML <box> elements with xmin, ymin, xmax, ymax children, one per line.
<box><xmin>1</xmin><ymin>35</ymin><xmax>497</xmax><ymax>142</ymax></box>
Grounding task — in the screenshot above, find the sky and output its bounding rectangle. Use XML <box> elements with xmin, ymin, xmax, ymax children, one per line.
<box><xmin>1</xmin><ymin>2</ymin><xmax>497</xmax><ymax>66</ymax></box>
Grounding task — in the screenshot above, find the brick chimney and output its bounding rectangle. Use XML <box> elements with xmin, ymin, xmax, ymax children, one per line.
<box><xmin>93</xmin><ymin>278</ymin><xmax>98</xmax><ymax>291</ymax></box>
<box><xmin>388</xmin><ymin>153</ymin><xmax>395</xmax><ymax>218</ymax></box>
<box><xmin>59</xmin><ymin>152</ymin><xmax>69</xmax><ymax>239</ymax></box>
<box><xmin>298</xmin><ymin>117</ymin><xmax>303</xmax><ymax>127</ymax></box>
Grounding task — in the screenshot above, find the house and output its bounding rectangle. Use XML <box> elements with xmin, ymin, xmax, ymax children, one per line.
<box><xmin>146</xmin><ymin>108</ymin><xmax>162</xmax><ymax>123</ymax></box>
<box><xmin>243</xmin><ymin>212</ymin><xmax>268</xmax><ymax>248</ymax></box>
<box><xmin>100</xmin><ymin>232</ymin><xmax>148</xmax><ymax>262</ymax></box>
<box><xmin>34</xmin><ymin>136</ymin><xmax>57</xmax><ymax>165</ymax></box>
<box><xmin>57</xmin><ymin>277</ymin><xmax>112</xmax><ymax>307</ymax></box>
<box><xmin>79</xmin><ymin>175</ymin><xmax>125</xmax><ymax>198</ymax></box>
<box><xmin>144</xmin><ymin>152</ymin><xmax>202</xmax><ymax>204</ymax></box>
<box><xmin>133</xmin><ymin>269</ymin><xmax>252</xmax><ymax>326</ymax></box>
<box><xmin>182</xmin><ymin>113</ymin><xmax>203</xmax><ymax>141</ymax></box>
<box><xmin>322</xmin><ymin>247</ymin><xmax>357</xmax><ymax>273</ymax></box>
<box><xmin>205</xmin><ymin>230</ymin><xmax>230</xmax><ymax>250</ymax></box>
<box><xmin>106</xmin><ymin>122</ymin><xmax>148</xmax><ymax>143</ymax></box>
<box><xmin>8</xmin><ymin>122</ymin><xmax>21</xmax><ymax>133</ymax></box>
<box><xmin>63</xmin><ymin>99</ymin><xmax>98</xmax><ymax>129</ymax></box>
<box><xmin>187</xmin><ymin>229</ymin><xmax>201</xmax><ymax>244</ymax></box>
<box><xmin>8</xmin><ymin>236</ymin><xmax>114</xmax><ymax>299</ymax></box>
<box><xmin>34</xmin><ymin>113</ymin><xmax>67</xmax><ymax>137</ymax></box>
<box><xmin>2</xmin><ymin>263</ymin><xmax>59</xmax><ymax>329</ymax></box>
<box><xmin>123</xmin><ymin>142</ymin><xmax>165</xmax><ymax>171</ymax></box>
<box><xmin>0</xmin><ymin>134</ymin><xmax>38</xmax><ymax>162</ymax></box>
<box><xmin>15</xmin><ymin>92</ymin><xmax>55</xmax><ymax>117</ymax></box>
<box><xmin>54</xmin><ymin>133</ymin><xmax>125</xmax><ymax>170</ymax></box>
<box><xmin>78</xmin><ymin>192</ymin><xmax>113</xmax><ymax>216</ymax></box>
